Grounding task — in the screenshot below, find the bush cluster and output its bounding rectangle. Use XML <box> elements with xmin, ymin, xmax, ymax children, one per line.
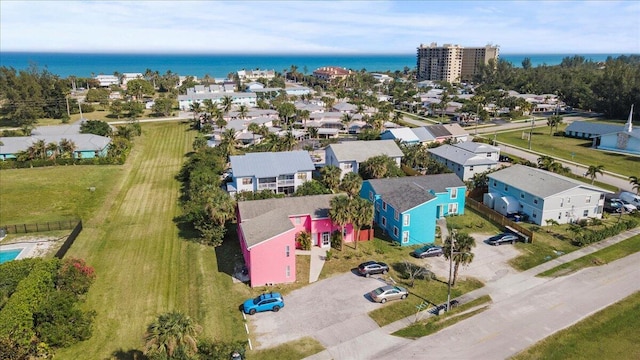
<box><xmin>572</xmin><ymin>218</ymin><xmax>639</xmax><ymax>247</ymax></box>
<box><xmin>0</xmin><ymin>257</ymin><xmax>97</xmax><ymax>358</ymax></box>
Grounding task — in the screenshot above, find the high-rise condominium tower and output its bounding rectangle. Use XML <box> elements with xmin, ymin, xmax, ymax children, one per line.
<box><xmin>417</xmin><ymin>42</ymin><xmax>499</xmax><ymax>83</ymax></box>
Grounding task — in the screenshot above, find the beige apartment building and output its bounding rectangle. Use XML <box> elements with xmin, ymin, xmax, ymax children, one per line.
<box><xmin>417</xmin><ymin>42</ymin><xmax>499</xmax><ymax>83</ymax></box>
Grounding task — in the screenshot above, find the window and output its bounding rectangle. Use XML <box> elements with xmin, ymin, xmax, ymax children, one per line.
<box><xmin>558</xmin><ymin>212</ymin><xmax>562</xmax><ymax>220</ymax></box>
<box><xmin>376</xmin><ymin>202</ymin><xmax>380</xmax><ymax>210</ymax></box>
<box><xmin>297</xmin><ymin>172</ymin><xmax>307</xmax><ymax>180</ymax></box>
<box><xmin>402</xmin><ymin>231</ymin><xmax>409</xmax><ymax>243</ymax></box>
<box><xmin>285</xmin><ymin>245</ymin><xmax>290</xmax><ymax>257</ymax></box>
<box><xmin>394</xmin><ymin>210</ymin><xmax>399</xmax><ymax>221</ymax></box>
<box><xmin>520</xmin><ymin>192</ymin><xmax>525</xmax><ymax>199</ymax></box>
<box><xmin>583</xmin><ymin>210</ymin><xmax>589</xmax><ymax>217</ymax></box>
<box><xmin>382</xmin><ymin>201</ymin><xmax>387</xmax><ymax>211</ymax></box>
<box><xmin>343</xmin><ymin>163</ymin><xmax>353</xmax><ymax>170</ymax></box>
<box><xmin>450</xmin><ymin>188</ymin><xmax>458</xmax><ymax>199</ymax></box>
<box><xmin>486</xmin><ymin>153</ymin><xmax>491</xmax><ymax>157</ymax></box>
<box><xmin>403</xmin><ymin>214</ymin><xmax>410</xmax><ymax>226</ymax></box>
<box><xmin>242</xmin><ymin>178</ymin><xmax>252</xmax><ymax>185</ymax></box>
<box><xmin>294</xmin><ymin>217</ymin><xmax>301</xmax><ymax>224</ymax></box>
<box><xmin>393</xmin><ymin>226</ymin><xmax>399</xmax><ymax>237</ymax></box>
<box><xmin>504</xmin><ymin>185</ymin><xmax>509</xmax><ymax>191</ymax></box>
<box><xmin>586</xmin><ymin>196</ymin><xmax>591</xmax><ymax>203</ymax></box>
<box><xmin>470</xmin><ymin>166</ymin><xmax>474</xmax><ymax>171</ymax></box>
<box><xmin>343</xmin><ymin>227</ymin><xmax>347</xmax><ymax>238</ymax></box>
<box><xmin>534</xmin><ymin>198</ymin><xmax>538</xmax><ymax>205</ymax></box>
<box><xmin>286</xmin><ymin>265</ymin><xmax>291</xmax><ymax>278</ymax></box>
<box><xmin>448</xmin><ymin>203</ymin><xmax>458</xmax><ymax>214</ymax></box>
<box><xmin>567</xmin><ymin>197</ymin><xmax>571</xmax><ymax>203</ymax></box>
<box><xmin>381</xmin><ymin>216</ymin><xmax>387</xmax><ymax>227</ymax></box>
<box><xmin>532</xmin><ymin>211</ymin><xmax>537</xmax><ymax>218</ymax></box>
<box><xmin>369</xmin><ymin>191</ymin><xmax>374</xmax><ymax>201</ymax></box>
<box><xmin>493</xmin><ymin>181</ymin><xmax>497</xmax><ymax>187</ymax></box>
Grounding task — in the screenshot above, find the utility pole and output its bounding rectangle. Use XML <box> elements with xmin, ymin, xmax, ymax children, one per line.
<box><xmin>475</xmin><ymin>103</ymin><xmax>479</xmax><ymax>135</ymax></box>
<box><xmin>528</xmin><ymin>112</ymin><xmax>534</xmax><ymax>150</ymax></box>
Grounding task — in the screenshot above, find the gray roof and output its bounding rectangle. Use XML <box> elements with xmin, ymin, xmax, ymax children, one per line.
<box><xmin>453</xmin><ymin>141</ymin><xmax>500</xmax><ymax>154</ymax></box>
<box><xmin>425</xmin><ymin>124</ymin><xmax>451</xmax><ymax>138</ymax></box>
<box><xmin>488</xmin><ymin>165</ymin><xmax>606</xmax><ymax>198</ymax></box>
<box><xmin>429</xmin><ymin>144</ymin><xmax>498</xmax><ymax>166</ymax></box>
<box><xmin>177</xmin><ymin>92</ymin><xmax>256</xmax><ymax>101</ymax></box>
<box><xmin>333</xmin><ymin>102</ymin><xmax>357</xmax><ymax>112</ymax></box>
<box><xmin>411</xmin><ymin>127</ymin><xmax>436</xmax><ymax>142</ymax></box>
<box><xmin>31</xmin><ymin>122</ymin><xmax>82</xmax><ymax>136</ymax></box>
<box><xmin>230</xmin><ymin>150</ymin><xmax>315</xmax><ymax>178</ymax></box>
<box><xmin>366</xmin><ymin>174</ymin><xmax>465</xmax><ymax>212</ymax></box>
<box><xmin>0</xmin><ymin>134</ymin><xmax>111</xmax><ymax>155</ymax></box>
<box><xmin>327</xmin><ymin>140</ymin><xmax>403</xmax><ymax>163</ymax></box>
<box><xmin>238</xmin><ymin>194</ymin><xmax>337</xmax><ymax>248</ymax></box>
<box><xmin>565</xmin><ymin>121</ymin><xmax>624</xmax><ymax>137</ymax></box>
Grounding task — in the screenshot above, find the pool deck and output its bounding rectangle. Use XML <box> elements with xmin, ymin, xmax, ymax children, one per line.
<box><xmin>0</xmin><ymin>242</ymin><xmax>47</xmax><ymax>261</ymax></box>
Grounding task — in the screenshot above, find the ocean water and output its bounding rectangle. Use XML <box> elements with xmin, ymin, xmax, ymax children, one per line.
<box><xmin>0</xmin><ymin>52</ymin><xmax>628</xmax><ymax>79</ymax></box>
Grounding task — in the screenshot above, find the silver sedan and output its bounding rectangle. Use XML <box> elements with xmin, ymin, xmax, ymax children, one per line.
<box><xmin>369</xmin><ymin>285</ymin><xmax>409</xmax><ymax>303</ymax></box>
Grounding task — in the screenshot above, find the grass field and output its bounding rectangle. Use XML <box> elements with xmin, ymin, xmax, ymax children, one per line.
<box><xmin>36</xmin><ymin>122</ymin><xmax>251</xmax><ymax>358</ymax></box>
<box><xmin>489</xmin><ymin>123</ymin><xmax>640</xmax><ymax>178</ymax></box>
<box><xmin>513</xmin><ymin>291</ymin><xmax>640</xmax><ymax>360</ymax></box>
<box><xmin>0</xmin><ymin>165</ymin><xmax>122</xmax><ymax>224</ymax></box>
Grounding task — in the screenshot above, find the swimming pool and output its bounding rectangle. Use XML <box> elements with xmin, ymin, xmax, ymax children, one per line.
<box><xmin>0</xmin><ymin>249</ymin><xmax>23</xmax><ymax>264</ymax></box>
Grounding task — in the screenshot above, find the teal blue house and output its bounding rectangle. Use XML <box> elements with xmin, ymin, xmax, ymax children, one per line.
<box><xmin>360</xmin><ymin>174</ymin><xmax>466</xmax><ymax>246</ymax></box>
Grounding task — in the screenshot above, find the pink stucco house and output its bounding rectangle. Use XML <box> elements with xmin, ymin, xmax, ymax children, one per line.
<box><xmin>237</xmin><ymin>194</ymin><xmax>354</xmax><ymax>287</ymax></box>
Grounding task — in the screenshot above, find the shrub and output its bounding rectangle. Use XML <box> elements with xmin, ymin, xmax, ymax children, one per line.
<box><xmin>55</xmin><ymin>258</ymin><xmax>96</xmax><ymax>297</ymax></box>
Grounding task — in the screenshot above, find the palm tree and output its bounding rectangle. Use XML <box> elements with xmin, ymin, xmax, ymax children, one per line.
<box><xmin>220</xmin><ymin>95</ymin><xmax>233</xmax><ymax>114</ymax></box>
<box><xmin>189</xmin><ymin>101</ymin><xmax>202</xmax><ymax>129</ymax></box>
<box><xmin>350</xmin><ymin>197</ymin><xmax>373</xmax><ymax>249</ymax></box>
<box><xmin>45</xmin><ymin>142</ymin><xmax>59</xmax><ymax>160</ymax></box>
<box><xmin>392</xmin><ymin>111</ymin><xmax>403</xmax><ymax>124</ymax></box>
<box><xmin>219</xmin><ymin>128</ymin><xmax>238</xmax><ymax>159</ymax></box>
<box><xmin>585</xmin><ymin>165</ymin><xmax>604</xmax><ymax>184</ymax></box>
<box><xmin>442</xmin><ymin>231</ymin><xmax>476</xmax><ymax>286</ymax></box>
<box><xmin>298</xmin><ymin>109</ymin><xmax>310</xmax><ymax>129</ymax></box>
<box><xmin>213</xmin><ymin>106</ymin><xmax>226</xmax><ymax>129</ymax></box>
<box><xmin>281</xmin><ymin>131</ymin><xmax>297</xmax><ymax>151</ymax></box>
<box><xmin>537</xmin><ymin>155</ymin><xmax>556</xmax><ymax>171</ymax></box>
<box><xmin>329</xmin><ymin>195</ymin><xmax>352</xmax><ymax>251</ymax></box>
<box><xmin>339</xmin><ymin>172</ymin><xmax>363</xmax><ymax>199</ymax></box>
<box><xmin>341</xmin><ymin>113</ymin><xmax>353</xmax><ymax>131</ymax></box>
<box><xmin>320</xmin><ymin>165</ymin><xmax>342</xmax><ymax>193</ymax></box>
<box><xmin>308</xmin><ymin>127</ymin><xmax>319</xmax><ymax>140</ymax></box>
<box><xmin>360</xmin><ymin>155</ymin><xmax>389</xmax><ymax>179</ymax></box>
<box><xmin>32</xmin><ymin>139</ymin><xmax>47</xmax><ymax>159</ymax></box>
<box><xmin>238</xmin><ymin>104</ymin><xmax>249</xmax><ymax>120</ymax></box>
<box><xmin>247</xmin><ymin>122</ymin><xmax>261</xmax><ymax>144</ymax></box>
<box><xmin>629</xmin><ymin>176</ymin><xmax>640</xmax><ymax>194</ymax></box>
<box><xmin>143</xmin><ymin>311</ymin><xmax>201</xmax><ymax>358</ymax></box>
<box><xmin>58</xmin><ymin>139</ymin><xmax>76</xmax><ymax>158</ymax></box>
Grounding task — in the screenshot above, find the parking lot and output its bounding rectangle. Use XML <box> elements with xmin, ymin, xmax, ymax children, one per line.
<box><xmin>247</xmin><ymin>232</ymin><xmax>521</xmax><ymax>349</ymax></box>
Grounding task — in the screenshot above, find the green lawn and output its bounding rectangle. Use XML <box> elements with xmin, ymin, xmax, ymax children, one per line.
<box><xmin>489</xmin><ymin>123</ymin><xmax>640</xmax><ymax>178</ymax></box>
<box><xmin>42</xmin><ymin>122</ymin><xmax>251</xmax><ymax>358</ymax></box>
<box><xmin>538</xmin><ymin>235</ymin><xmax>640</xmax><ymax>277</ymax></box>
<box><xmin>249</xmin><ymin>337</ymin><xmax>324</xmax><ymax>360</ymax></box>
<box><xmin>512</xmin><ymin>291</ymin><xmax>640</xmax><ymax>360</ymax></box>
<box><xmin>0</xmin><ymin>165</ymin><xmax>122</xmax><ymax>224</ymax></box>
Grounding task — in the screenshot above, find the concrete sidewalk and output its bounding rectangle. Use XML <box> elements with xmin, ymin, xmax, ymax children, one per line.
<box><xmin>305</xmin><ymin>226</ymin><xmax>640</xmax><ymax>360</ymax></box>
<box><xmin>308</xmin><ymin>246</ymin><xmax>327</xmax><ymax>283</ymax></box>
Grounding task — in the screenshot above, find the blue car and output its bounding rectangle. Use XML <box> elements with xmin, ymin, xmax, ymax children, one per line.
<box><xmin>242</xmin><ymin>292</ymin><xmax>284</xmax><ymax>315</ymax></box>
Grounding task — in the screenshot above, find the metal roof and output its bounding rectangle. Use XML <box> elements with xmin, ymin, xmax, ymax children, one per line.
<box><xmin>0</xmin><ymin>134</ymin><xmax>111</xmax><ymax>155</ymax></box>
<box><xmin>453</xmin><ymin>141</ymin><xmax>500</xmax><ymax>154</ymax></box>
<box><xmin>488</xmin><ymin>164</ymin><xmax>606</xmax><ymax>198</ymax></box>
<box><xmin>327</xmin><ymin>140</ymin><xmax>403</xmax><ymax>163</ymax></box>
<box><xmin>429</xmin><ymin>144</ymin><xmax>498</xmax><ymax>166</ymax></box>
<box><xmin>238</xmin><ymin>194</ymin><xmax>337</xmax><ymax>248</ymax></box>
<box><xmin>565</xmin><ymin>121</ymin><xmax>624</xmax><ymax>137</ymax></box>
<box><xmin>366</xmin><ymin>174</ymin><xmax>464</xmax><ymax>212</ymax></box>
<box><xmin>230</xmin><ymin>150</ymin><xmax>315</xmax><ymax>178</ymax></box>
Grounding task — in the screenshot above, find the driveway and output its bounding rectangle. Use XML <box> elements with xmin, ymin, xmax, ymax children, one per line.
<box><xmin>248</xmin><ymin>271</ymin><xmax>391</xmax><ymax>349</ymax></box>
<box><xmin>423</xmin><ymin>233</ymin><xmax>520</xmax><ymax>284</ymax></box>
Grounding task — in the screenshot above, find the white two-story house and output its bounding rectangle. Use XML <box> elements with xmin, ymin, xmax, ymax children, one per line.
<box><xmin>228</xmin><ymin>151</ymin><xmax>315</xmax><ymax>195</ymax></box>
<box><xmin>324</xmin><ymin>140</ymin><xmax>403</xmax><ymax>179</ymax></box>
<box><xmin>485</xmin><ymin>165</ymin><xmax>607</xmax><ymax>225</ymax></box>
<box><xmin>429</xmin><ymin>142</ymin><xmax>501</xmax><ymax>181</ymax></box>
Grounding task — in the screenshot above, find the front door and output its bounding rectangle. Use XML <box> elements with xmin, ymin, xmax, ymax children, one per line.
<box><xmin>321</xmin><ymin>232</ymin><xmax>331</xmax><ymax>248</ymax></box>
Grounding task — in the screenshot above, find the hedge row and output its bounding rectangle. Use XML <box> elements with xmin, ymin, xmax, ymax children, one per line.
<box><xmin>0</xmin><ymin>258</ymin><xmax>42</xmax><ymax>310</ymax></box>
<box><xmin>0</xmin><ymin>156</ymin><xmax>126</xmax><ymax>170</ymax></box>
<box><xmin>0</xmin><ymin>259</ymin><xmax>59</xmax><ymax>346</ymax></box>
<box><xmin>572</xmin><ymin>218</ymin><xmax>639</xmax><ymax>247</ymax></box>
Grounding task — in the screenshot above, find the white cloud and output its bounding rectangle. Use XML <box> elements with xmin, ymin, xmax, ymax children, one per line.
<box><xmin>1</xmin><ymin>0</ymin><xmax>638</xmax><ymax>54</ymax></box>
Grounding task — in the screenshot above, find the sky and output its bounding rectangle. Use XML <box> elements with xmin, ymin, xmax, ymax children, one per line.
<box><xmin>1</xmin><ymin>1</ymin><xmax>639</xmax><ymax>55</ymax></box>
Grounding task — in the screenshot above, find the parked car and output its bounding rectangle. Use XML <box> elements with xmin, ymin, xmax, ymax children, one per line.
<box><xmin>369</xmin><ymin>285</ymin><xmax>409</xmax><ymax>303</ymax></box>
<box><xmin>357</xmin><ymin>261</ymin><xmax>389</xmax><ymax>277</ymax></box>
<box><xmin>613</xmin><ymin>198</ymin><xmax>637</xmax><ymax>212</ymax></box>
<box><xmin>619</xmin><ymin>191</ymin><xmax>640</xmax><ymax>208</ymax></box>
<box><xmin>242</xmin><ymin>292</ymin><xmax>284</xmax><ymax>315</ymax></box>
<box><xmin>604</xmin><ymin>199</ymin><xmax>626</xmax><ymax>213</ymax></box>
<box><xmin>411</xmin><ymin>245</ymin><xmax>444</xmax><ymax>258</ymax></box>
<box><xmin>487</xmin><ymin>233</ymin><xmax>518</xmax><ymax>246</ymax></box>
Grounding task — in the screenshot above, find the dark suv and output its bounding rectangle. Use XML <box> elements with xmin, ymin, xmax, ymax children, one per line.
<box><xmin>357</xmin><ymin>261</ymin><xmax>389</xmax><ymax>277</ymax></box>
